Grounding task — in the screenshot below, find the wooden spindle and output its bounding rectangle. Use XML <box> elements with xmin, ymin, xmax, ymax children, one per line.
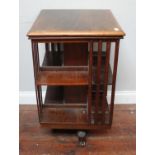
<box><xmin>102</xmin><ymin>41</ymin><xmax>111</xmax><ymax>124</ymax></box>
<box><xmin>37</xmin><ymin>86</ymin><xmax>43</xmax><ymax>110</ymax></box>
<box><xmin>95</xmin><ymin>40</ymin><xmax>102</xmax><ymax>124</ymax></box>
<box><xmin>45</xmin><ymin>43</ymin><xmax>49</xmax><ymax>54</ymax></box>
<box><xmin>31</xmin><ymin>42</ymin><xmax>40</xmax><ymax>79</ymax></box>
<box><xmin>88</xmin><ymin>41</ymin><xmax>93</xmax><ymax>123</ymax></box>
<box><xmin>57</xmin><ymin>43</ymin><xmax>61</xmax><ymax>52</ymax></box>
<box><xmin>35</xmin><ymin>42</ymin><xmax>40</xmax><ymax>72</ymax></box>
<box><xmin>51</xmin><ymin>43</ymin><xmax>55</xmax><ymax>52</ymax></box>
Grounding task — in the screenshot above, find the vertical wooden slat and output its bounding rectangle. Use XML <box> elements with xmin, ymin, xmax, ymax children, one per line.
<box><xmin>95</xmin><ymin>40</ymin><xmax>102</xmax><ymax>124</ymax></box>
<box><xmin>57</xmin><ymin>43</ymin><xmax>62</xmax><ymax>66</ymax></box>
<box><xmin>35</xmin><ymin>85</ymin><xmax>41</xmax><ymax>121</ymax></box>
<box><xmin>57</xmin><ymin>43</ymin><xmax>61</xmax><ymax>52</ymax></box>
<box><xmin>35</xmin><ymin>43</ymin><xmax>43</xmax><ymax>113</ymax></box>
<box><xmin>102</xmin><ymin>41</ymin><xmax>111</xmax><ymax>123</ymax></box>
<box><xmin>38</xmin><ymin>86</ymin><xmax>43</xmax><ymax>110</ymax></box>
<box><xmin>109</xmin><ymin>40</ymin><xmax>120</xmax><ymax>125</ymax></box>
<box><xmin>51</xmin><ymin>43</ymin><xmax>55</xmax><ymax>52</ymax></box>
<box><xmin>31</xmin><ymin>41</ymin><xmax>41</xmax><ymax>119</ymax></box>
<box><xmin>44</xmin><ymin>43</ymin><xmax>50</xmax><ymax>66</ymax></box>
<box><xmin>31</xmin><ymin>41</ymin><xmax>37</xmax><ymax>78</ymax></box>
<box><xmin>88</xmin><ymin>41</ymin><xmax>93</xmax><ymax>123</ymax></box>
<box><xmin>45</xmin><ymin>43</ymin><xmax>49</xmax><ymax>54</ymax></box>
<box><xmin>35</xmin><ymin>42</ymin><xmax>40</xmax><ymax>72</ymax></box>
<box><xmin>31</xmin><ymin>41</ymin><xmax>40</xmax><ymax>80</ymax></box>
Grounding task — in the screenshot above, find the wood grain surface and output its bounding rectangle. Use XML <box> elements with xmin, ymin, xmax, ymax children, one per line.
<box><xmin>20</xmin><ymin>104</ymin><xmax>136</xmax><ymax>155</ymax></box>
<box><xmin>27</xmin><ymin>10</ymin><xmax>125</xmax><ymax>37</ymax></box>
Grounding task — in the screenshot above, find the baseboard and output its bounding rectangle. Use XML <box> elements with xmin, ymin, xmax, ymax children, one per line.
<box><xmin>19</xmin><ymin>90</ymin><xmax>136</xmax><ymax>104</ymax></box>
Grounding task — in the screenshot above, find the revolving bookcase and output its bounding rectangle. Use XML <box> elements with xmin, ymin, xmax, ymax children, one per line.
<box><xmin>27</xmin><ymin>10</ymin><xmax>125</xmax><ymax>146</ymax></box>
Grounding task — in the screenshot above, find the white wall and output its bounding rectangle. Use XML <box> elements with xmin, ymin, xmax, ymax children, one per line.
<box><xmin>19</xmin><ymin>0</ymin><xmax>136</xmax><ymax>103</ymax></box>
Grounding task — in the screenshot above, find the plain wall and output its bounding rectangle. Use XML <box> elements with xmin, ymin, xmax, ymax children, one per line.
<box><xmin>19</xmin><ymin>0</ymin><xmax>136</xmax><ymax>92</ymax></box>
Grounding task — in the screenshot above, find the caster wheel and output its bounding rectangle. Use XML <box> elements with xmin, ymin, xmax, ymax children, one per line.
<box><xmin>79</xmin><ymin>141</ymin><xmax>86</xmax><ymax>147</ymax></box>
<box><xmin>77</xmin><ymin>131</ymin><xmax>87</xmax><ymax>147</ymax></box>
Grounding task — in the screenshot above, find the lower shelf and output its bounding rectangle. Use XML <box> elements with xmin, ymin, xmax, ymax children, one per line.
<box><xmin>39</xmin><ymin>102</ymin><xmax>110</xmax><ymax>130</ymax></box>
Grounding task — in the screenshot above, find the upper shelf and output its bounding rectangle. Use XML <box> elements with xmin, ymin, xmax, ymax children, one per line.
<box><xmin>36</xmin><ymin>70</ymin><xmax>88</xmax><ymax>86</ymax></box>
<box><xmin>27</xmin><ymin>10</ymin><xmax>125</xmax><ymax>38</ymax></box>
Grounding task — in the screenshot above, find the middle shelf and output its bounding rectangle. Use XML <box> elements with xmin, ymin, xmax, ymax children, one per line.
<box><xmin>36</xmin><ymin>44</ymin><xmax>113</xmax><ymax>86</ymax></box>
<box><xmin>37</xmin><ymin>70</ymin><xmax>88</xmax><ymax>86</ymax></box>
<box><xmin>37</xmin><ymin>66</ymin><xmax>112</xmax><ymax>86</ymax></box>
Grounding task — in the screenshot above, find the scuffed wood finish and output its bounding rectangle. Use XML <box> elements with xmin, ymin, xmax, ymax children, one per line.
<box><xmin>27</xmin><ymin>10</ymin><xmax>125</xmax><ymax>38</ymax></box>
<box><xmin>20</xmin><ymin>104</ymin><xmax>136</xmax><ymax>155</ymax></box>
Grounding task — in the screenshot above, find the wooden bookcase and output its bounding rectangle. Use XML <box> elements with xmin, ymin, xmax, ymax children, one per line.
<box><xmin>27</xmin><ymin>10</ymin><xmax>125</xmax><ymax>146</ymax></box>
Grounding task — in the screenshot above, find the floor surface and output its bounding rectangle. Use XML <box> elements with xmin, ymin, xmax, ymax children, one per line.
<box><xmin>20</xmin><ymin>104</ymin><xmax>136</xmax><ymax>155</ymax></box>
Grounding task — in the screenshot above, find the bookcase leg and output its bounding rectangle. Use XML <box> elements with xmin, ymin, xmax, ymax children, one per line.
<box><xmin>109</xmin><ymin>40</ymin><xmax>120</xmax><ymax>126</ymax></box>
<box><xmin>77</xmin><ymin>131</ymin><xmax>87</xmax><ymax>147</ymax></box>
<box><xmin>31</xmin><ymin>41</ymin><xmax>41</xmax><ymax>119</ymax></box>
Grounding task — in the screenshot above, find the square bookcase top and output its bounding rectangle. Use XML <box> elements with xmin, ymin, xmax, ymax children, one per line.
<box><xmin>27</xmin><ymin>10</ymin><xmax>125</xmax><ymax>38</ymax></box>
